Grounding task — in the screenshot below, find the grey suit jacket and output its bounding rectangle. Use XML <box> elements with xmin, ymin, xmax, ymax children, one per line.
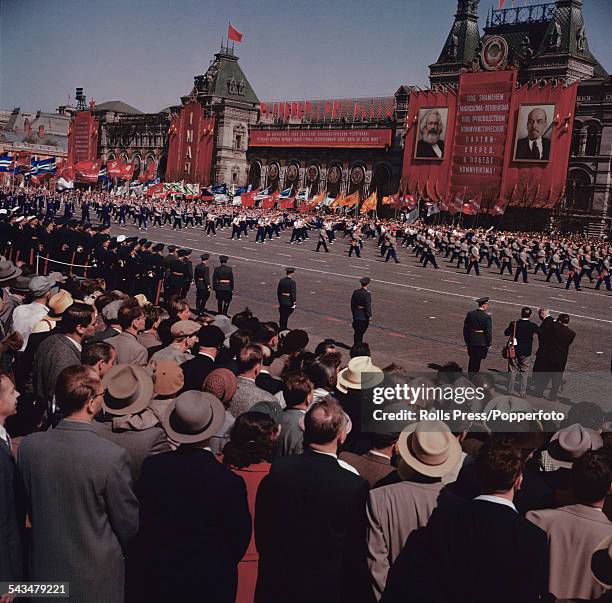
<box><xmin>91</xmin><ymin>418</ymin><xmax>171</xmax><ymax>482</ymax></box>
<box><xmin>229</xmin><ymin>376</ymin><xmax>275</xmax><ymax>417</ymax></box>
<box><xmin>277</xmin><ymin>408</ymin><xmax>305</xmax><ymax>457</ymax></box>
<box><xmin>104</xmin><ymin>331</ymin><xmax>148</xmax><ymax>366</ymax></box>
<box><xmin>33</xmin><ymin>333</ymin><xmax>81</xmax><ymax>403</ymax></box>
<box><xmin>367</xmin><ymin>480</ymin><xmax>449</xmax><ymax>600</ymax></box>
<box><xmin>85</xmin><ymin>325</ymin><xmax>120</xmax><ymax>345</ymax></box>
<box><xmin>527</xmin><ymin>503</ymin><xmax>612</xmax><ymax>600</ymax></box>
<box><xmin>18</xmin><ymin>420</ymin><xmax>139</xmax><ymax>603</ymax></box>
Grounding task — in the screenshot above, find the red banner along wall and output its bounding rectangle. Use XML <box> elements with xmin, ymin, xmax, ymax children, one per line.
<box><xmin>166</xmin><ymin>101</ymin><xmax>215</xmax><ymax>184</ymax></box>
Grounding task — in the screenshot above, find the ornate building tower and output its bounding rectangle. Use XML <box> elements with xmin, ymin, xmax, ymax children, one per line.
<box><xmin>429</xmin><ymin>0</ymin><xmax>482</xmax><ymax>88</ymax></box>
<box><xmin>185</xmin><ymin>44</ymin><xmax>259</xmax><ymax>186</ymax></box>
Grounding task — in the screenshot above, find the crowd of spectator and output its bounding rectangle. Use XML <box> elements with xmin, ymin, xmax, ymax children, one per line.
<box><xmin>0</xmin><ymin>252</ymin><xmax>610</xmax><ymax>603</ymax></box>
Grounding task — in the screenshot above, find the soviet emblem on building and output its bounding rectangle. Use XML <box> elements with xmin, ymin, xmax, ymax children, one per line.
<box><xmin>327</xmin><ymin>165</ymin><xmax>341</xmax><ymax>184</ymax></box>
<box><xmin>306</xmin><ymin>165</ymin><xmax>319</xmax><ymax>182</ymax></box>
<box><xmin>268</xmin><ymin>163</ymin><xmax>280</xmax><ymax>181</ymax></box>
<box><xmin>350</xmin><ymin>166</ymin><xmax>365</xmax><ymax>185</ymax></box>
<box><xmin>481</xmin><ymin>36</ymin><xmax>509</xmax><ymax>71</ymax></box>
<box><xmin>286</xmin><ymin>164</ymin><xmax>299</xmax><ymax>182</ymax></box>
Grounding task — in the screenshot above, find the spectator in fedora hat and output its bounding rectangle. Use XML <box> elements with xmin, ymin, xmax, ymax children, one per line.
<box><xmin>131</xmin><ymin>390</ymin><xmax>251</xmax><ymax>603</ymax></box>
<box><xmin>540</xmin><ymin>423</ymin><xmax>603</xmax><ymax>506</ymax></box>
<box><xmin>382</xmin><ymin>436</ymin><xmax>548</xmax><ymax>603</ymax></box>
<box><xmin>31</xmin><ymin>290</ymin><xmax>74</xmax><ymax>334</ymax></box>
<box><xmin>366</xmin><ymin>421</ymin><xmax>462</xmax><ymax>600</ymax></box>
<box><xmin>528</xmin><ymin>450</ymin><xmax>612</xmax><ymax>601</ymax></box>
<box><xmin>91</xmin><ymin>363</ymin><xmax>169</xmax><ymax>482</ymax></box>
<box><xmin>111</xmin><ymin>360</ymin><xmax>185</xmax><ymax>448</ymax></box>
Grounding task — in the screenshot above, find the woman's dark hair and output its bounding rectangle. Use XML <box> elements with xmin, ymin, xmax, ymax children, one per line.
<box><xmin>222</xmin><ymin>412</ymin><xmax>278</xmax><ymax>469</ymax></box>
<box><xmin>305</xmin><ymin>359</ymin><xmax>337</xmax><ymax>390</ymax></box>
<box><xmin>229</xmin><ymin>329</ymin><xmax>252</xmax><ymax>358</ymax></box>
<box><xmin>284</xmin><ymin>350</ymin><xmax>315</xmax><ymax>376</ymax></box>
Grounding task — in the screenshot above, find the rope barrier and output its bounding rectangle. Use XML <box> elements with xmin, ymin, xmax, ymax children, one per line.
<box><xmin>35</xmin><ymin>254</ymin><xmax>93</xmax><ymax>269</ymax></box>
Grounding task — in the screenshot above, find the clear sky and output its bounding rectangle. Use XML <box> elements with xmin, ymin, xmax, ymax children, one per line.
<box><xmin>1</xmin><ymin>0</ymin><xmax>610</xmax><ymax>114</ymax></box>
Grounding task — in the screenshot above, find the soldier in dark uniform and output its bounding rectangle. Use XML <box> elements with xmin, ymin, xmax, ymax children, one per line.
<box><xmin>162</xmin><ymin>245</ymin><xmax>177</xmax><ymax>302</ymax></box>
<box><xmin>351</xmin><ymin>277</ymin><xmax>372</xmax><ymax>345</ymax></box>
<box><xmin>165</xmin><ymin>251</ymin><xmax>190</xmax><ymax>302</ymax></box>
<box><xmin>194</xmin><ymin>253</ymin><xmax>211</xmax><ymax>315</ymax></box>
<box><xmin>463</xmin><ymin>296</ymin><xmax>492</xmax><ymax>375</ymax></box>
<box><xmin>277</xmin><ymin>267</ymin><xmax>297</xmax><ymax>331</ymax></box>
<box><xmin>178</xmin><ymin>248</ymin><xmax>193</xmax><ymax>297</ymax></box>
<box><xmin>213</xmin><ymin>255</ymin><xmax>234</xmax><ymax>316</ymax></box>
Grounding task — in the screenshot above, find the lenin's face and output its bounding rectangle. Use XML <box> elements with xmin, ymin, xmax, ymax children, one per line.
<box><xmin>423</xmin><ymin>113</ymin><xmax>443</xmax><ymax>144</ymax></box>
<box><xmin>527</xmin><ymin>108</ymin><xmax>547</xmax><ymax>140</ymax></box>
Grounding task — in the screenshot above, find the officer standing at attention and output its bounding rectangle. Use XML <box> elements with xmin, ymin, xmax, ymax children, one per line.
<box><xmin>194</xmin><ymin>253</ymin><xmax>211</xmax><ymax>315</ymax></box>
<box><xmin>351</xmin><ymin>277</ymin><xmax>372</xmax><ymax>345</ymax></box>
<box><xmin>165</xmin><ymin>248</ymin><xmax>190</xmax><ymax>301</ymax></box>
<box><xmin>277</xmin><ymin>267</ymin><xmax>297</xmax><ymax>330</ymax></box>
<box><xmin>463</xmin><ymin>296</ymin><xmax>492</xmax><ymax>375</ymax></box>
<box><xmin>213</xmin><ymin>255</ymin><xmax>234</xmax><ymax>316</ymax></box>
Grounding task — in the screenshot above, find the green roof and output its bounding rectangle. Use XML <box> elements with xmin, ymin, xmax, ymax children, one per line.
<box><xmin>197</xmin><ymin>51</ymin><xmax>259</xmax><ymax>105</ymax></box>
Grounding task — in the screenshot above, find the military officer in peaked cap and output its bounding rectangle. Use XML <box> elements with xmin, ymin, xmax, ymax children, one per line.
<box><xmin>213</xmin><ymin>255</ymin><xmax>234</xmax><ymax>316</ymax></box>
<box><xmin>194</xmin><ymin>253</ymin><xmax>211</xmax><ymax>315</ymax></box>
<box><xmin>463</xmin><ymin>296</ymin><xmax>492</xmax><ymax>376</ymax></box>
<box><xmin>277</xmin><ymin>267</ymin><xmax>297</xmax><ymax>330</ymax></box>
<box><xmin>351</xmin><ymin>276</ymin><xmax>372</xmax><ymax>345</ymax></box>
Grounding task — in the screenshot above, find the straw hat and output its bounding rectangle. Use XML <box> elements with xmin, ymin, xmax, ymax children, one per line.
<box><xmin>102</xmin><ymin>364</ymin><xmax>154</xmax><ymax>416</ymax></box>
<box><xmin>397</xmin><ymin>420</ymin><xmax>462</xmax><ymax>478</ymax></box>
<box><xmin>163</xmin><ymin>391</ymin><xmax>225</xmax><ymax>444</ymax></box>
<box><xmin>46</xmin><ymin>290</ymin><xmax>74</xmax><ymax>320</ymax></box>
<box><xmin>547</xmin><ymin>423</ymin><xmax>603</xmax><ymax>468</ymax></box>
<box><xmin>336</xmin><ymin>356</ymin><xmax>384</xmax><ymax>393</ymax></box>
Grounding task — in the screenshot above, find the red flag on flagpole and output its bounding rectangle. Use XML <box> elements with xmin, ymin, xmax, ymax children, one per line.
<box><xmin>228</xmin><ymin>23</ymin><xmax>243</xmax><ymax>42</ymax></box>
<box><xmin>332</xmin><ymin>101</ymin><xmax>338</xmax><ymax>119</ymax></box>
<box><xmin>353</xmin><ymin>102</ymin><xmax>360</xmax><ymax>120</ymax></box>
<box><xmin>297</xmin><ymin>103</ymin><xmax>303</xmax><ymax>120</ymax></box>
<box><xmin>324</xmin><ymin>101</ymin><xmax>331</xmax><ymax>115</ymax></box>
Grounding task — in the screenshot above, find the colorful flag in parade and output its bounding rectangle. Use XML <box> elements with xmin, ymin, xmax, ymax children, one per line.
<box><xmin>489</xmin><ymin>199</ymin><xmax>508</xmax><ymax>216</ymax></box>
<box><xmin>405</xmin><ymin>205</ymin><xmax>420</xmax><ymax>224</ymax></box>
<box><xmin>107</xmin><ymin>159</ymin><xmax>122</xmax><ymax>177</ymax></box>
<box><xmin>279</xmin><ymin>187</ymin><xmax>294</xmax><ymax>199</ymax></box>
<box><xmin>228</xmin><ymin>23</ymin><xmax>243</xmax><ymax>42</ymax></box>
<box><xmin>360</xmin><ymin>192</ymin><xmax>377</xmax><ymax>214</ymax></box>
<box><xmin>119</xmin><ymin>161</ymin><xmax>134</xmax><ymax>180</ymax></box>
<box><xmin>426</xmin><ymin>202</ymin><xmax>440</xmax><ymax>217</ymax></box>
<box><xmin>255</xmin><ymin>186</ymin><xmax>272</xmax><ymax>200</ymax></box>
<box><xmin>343</xmin><ymin>191</ymin><xmax>360</xmax><ymax>208</ymax></box>
<box><xmin>29</xmin><ymin>157</ymin><xmax>57</xmax><ymax>176</ymax></box>
<box><xmin>75</xmin><ymin>160</ymin><xmax>102</xmax><ymax>183</ymax></box>
<box><xmin>330</xmin><ymin>193</ymin><xmax>345</xmax><ymax>208</ymax></box>
<box><xmin>0</xmin><ymin>154</ymin><xmax>13</xmax><ymax>172</ymax></box>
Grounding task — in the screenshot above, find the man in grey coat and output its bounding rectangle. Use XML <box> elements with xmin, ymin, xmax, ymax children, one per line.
<box><xmin>104</xmin><ymin>304</ymin><xmax>148</xmax><ymax>366</ymax></box>
<box><xmin>229</xmin><ymin>345</ymin><xmax>275</xmax><ymax>417</ymax></box>
<box><xmin>276</xmin><ymin>371</ymin><xmax>313</xmax><ymax>457</ymax></box>
<box><xmin>33</xmin><ymin>303</ymin><xmax>96</xmax><ymax>408</ymax></box>
<box><xmin>92</xmin><ymin>363</ymin><xmax>170</xmax><ymax>481</ymax></box>
<box><xmin>18</xmin><ymin>365</ymin><xmax>138</xmax><ymax>603</ymax></box>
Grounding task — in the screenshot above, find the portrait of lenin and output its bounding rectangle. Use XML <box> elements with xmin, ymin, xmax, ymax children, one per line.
<box><xmin>513</xmin><ymin>104</ymin><xmax>555</xmax><ymax>162</ymax></box>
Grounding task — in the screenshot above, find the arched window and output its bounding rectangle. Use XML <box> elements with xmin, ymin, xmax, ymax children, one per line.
<box><xmin>585</xmin><ymin>124</ymin><xmax>600</xmax><ymax>156</ymax></box>
<box><xmin>248</xmin><ymin>161</ymin><xmax>262</xmax><ymax>189</ymax></box>
<box><xmin>567</xmin><ymin>170</ymin><xmax>592</xmax><ymax>212</ymax></box>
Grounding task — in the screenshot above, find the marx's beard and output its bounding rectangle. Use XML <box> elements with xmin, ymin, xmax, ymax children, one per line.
<box><xmin>423</xmin><ymin>129</ymin><xmax>441</xmax><ymax>144</ymax></box>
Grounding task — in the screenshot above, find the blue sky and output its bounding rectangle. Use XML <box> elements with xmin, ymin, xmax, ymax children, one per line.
<box><xmin>1</xmin><ymin>0</ymin><xmax>610</xmax><ymax>113</ymax></box>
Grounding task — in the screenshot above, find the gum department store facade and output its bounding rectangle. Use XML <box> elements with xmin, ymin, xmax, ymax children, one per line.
<box><xmin>88</xmin><ymin>0</ymin><xmax>610</xmax><ymax>232</ymax></box>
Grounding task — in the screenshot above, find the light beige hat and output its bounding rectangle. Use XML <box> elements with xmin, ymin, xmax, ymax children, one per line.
<box><xmin>547</xmin><ymin>423</ymin><xmax>603</xmax><ymax>468</ymax></box>
<box><xmin>397</xmin><ymin>420</ymin><xmax>462</xmax><ymax>478</ymax></box>
<box><xmin>134</xmin><ymin>294</ymin><xmax>149</xmax><ymax>307</ymax></box>
<box><xmin>46</xmin><ymin>290</ymin><xmax>74</xmax><ymax>320</ymax></box>
<box><xmin>336</xmin><ymin>356</ymin><xmax>384</xmax><ymax>393</ymax></box>
<box><xmin>102</xmin><ymin>363</ymin><xmax>155</xmax><ymax>416</ymax></box>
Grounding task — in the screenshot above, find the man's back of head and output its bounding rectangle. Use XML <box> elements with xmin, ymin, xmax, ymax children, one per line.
<box><xmin>304</xmin><ymin>396</ymin><xmax>347</xmax><ymax>448</ymax></box>
<box><xmin>476</xmin><ymin>436</ymin><xmax>522</xmax><ymax>496</ymax></box>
